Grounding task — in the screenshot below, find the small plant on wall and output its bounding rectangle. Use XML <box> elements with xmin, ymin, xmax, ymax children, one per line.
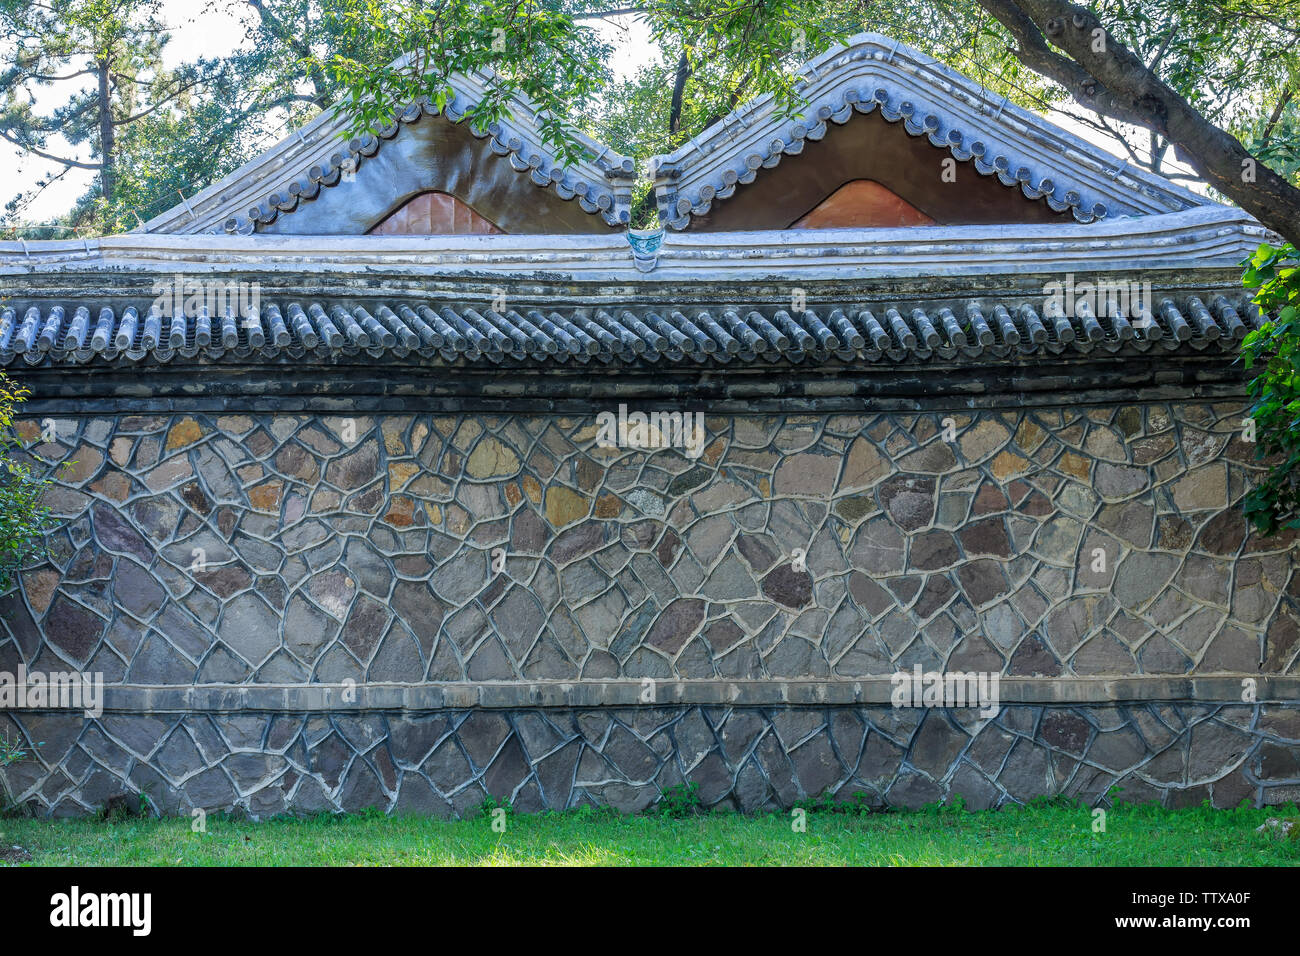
<box><xmin>1</xmin><ymin>731</ymin><xmax>31</xmax><ymax>769</ymax></box>
<box><xmin>0</xmin><ymin>373</ymin><xmax>58</xmax><ymax>591</ymax></box>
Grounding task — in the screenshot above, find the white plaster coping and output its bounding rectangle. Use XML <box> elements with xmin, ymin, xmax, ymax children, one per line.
<box><xmin>0</xmin><ymin>206</ymin><xmax>1272</xmax><ymax>286</ymax></box>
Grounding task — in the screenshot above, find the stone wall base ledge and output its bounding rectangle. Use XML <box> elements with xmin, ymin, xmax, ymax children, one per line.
<box><xmin>22</xmin><ymin>676</ymin><xmax>1290</xmax><ymax>714</ymax></box>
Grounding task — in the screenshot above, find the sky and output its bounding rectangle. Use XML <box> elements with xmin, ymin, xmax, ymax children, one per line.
<box><xmin>2</xmin><ymin>1</ymin><xmax>1196</xmax><ymax>228</ymax></box>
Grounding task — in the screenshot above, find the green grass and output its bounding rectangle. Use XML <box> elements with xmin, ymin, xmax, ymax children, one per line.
<box><xmin>3</xmin><ymin>799</ymin><xmax>1298</xmax><ymax>866</ymax></box>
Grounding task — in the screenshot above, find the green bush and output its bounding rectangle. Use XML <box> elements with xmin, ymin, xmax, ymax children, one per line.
<box><xmin>1241</xmin><ymin>242</ymin><xmax>1300</xmax><ymax>535</ymax></box>
<box><xmin>0</xmin><ymin>373</ymin><xmax>57</xmax><ymax>589</ymax></box>
<box><xmin>656</xmin><ymin>781</ymin><xmax>702</xmax><ymax>818</ymax></box>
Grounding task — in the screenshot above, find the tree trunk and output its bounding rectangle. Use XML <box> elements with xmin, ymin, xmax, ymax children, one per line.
<box><xmin>668</xmin><ymin>50</ymin><xmax>690</xmax><ymax>139</ymax></box>
<box><xmin>96</xmin><ymin>58</ymin><xmax>116</xmax><ymax>204</ymax></box>
<box><xmin>976</xmin><ymin>0</ymin><xmax>1300</xmax><ymax>246</ymax></box>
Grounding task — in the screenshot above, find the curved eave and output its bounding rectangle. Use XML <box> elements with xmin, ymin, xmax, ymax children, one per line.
<box><xmin>651</xmin><ymin>32</ymin><xmax>1212</xmax><ymax>230</ymax></box>
<box><xmin>137</xmin><ymin>71</ymin><xmax>636</xmax><ymax>236</ymax></box>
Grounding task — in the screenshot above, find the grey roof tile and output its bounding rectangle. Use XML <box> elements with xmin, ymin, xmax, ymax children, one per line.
<box><xmin>0</xmin><ymin>292</ymin><xmax>1266</xmax><ymax>370</ymax></box>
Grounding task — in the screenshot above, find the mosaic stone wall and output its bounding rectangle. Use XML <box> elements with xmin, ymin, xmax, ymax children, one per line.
<box><xmin>4</xmin><ymin>703</ymin><xmax>1300</xmax><ymax>818</ymax></box>
<box><xmin>2</xmin><ymin>401</ymin><xmax>1298</xmax><ymax>816</ymax></box>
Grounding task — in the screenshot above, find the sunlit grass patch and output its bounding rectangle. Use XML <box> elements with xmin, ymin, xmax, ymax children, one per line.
<box><xmin>2</xmin><ymin>798</ymin><xmax>1297</xmax><ymax>867</ymax></box>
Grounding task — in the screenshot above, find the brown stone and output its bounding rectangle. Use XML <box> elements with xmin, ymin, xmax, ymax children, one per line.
<box><xmin>1116</xmin><ymin>406</ymin><xmax>1142</xmax><ymax>438</ymax></box>
<box><xmin>959</xmin><ymin>420</ymin><xmax>1011</xmax><ymax>462</ymax></box>
<box><xmin>959</xmin><ymin>518</ymin><xmax>1013</xmax><ymax>558</ymax></box>
<box><xmin>1017</xmin><ymin>490</ymin><xmax>1053</xmax><ymax>517</ymax></box>
<box><xmin>143</xmin><ymin>456</ymin><xmax>192</xmax><ymax>492</ymax></box>
<box><xmin>1057</xmin><ymin>451</ymin><xmax>1090</xmax><ymax>480</ymax></box>
<box><xmin>63</xmin><ymin>444</ymin><xmax>104</xmax><ymax>484</ymax></box>
<box><xmin>774</xmin><ymin>451</ymin><xmax>840</xmax><ymax>497</ymax></box>
<box><xmin>248</xmin><ymin>481</ymin><xmax>284</xmax><ymax>513</ymax></box>
<box><xmin>22</xmin><ymin>568</ymin><xmax>60</xmax><ymax>616</ymax></box>
<box><xmin>848</xmin><ymin>571</ymin><xmax>894</xmax><ymax>618</ymax></box>
<box><xmin>383</xmin><ymin>496</ymin><xmax>416</xmax><ymax>527</ymax></box>
<box><xmin>972</xmin><ymin>483</ymin><xmax>1009</xmax><ymax>515</ymax></box>
<box><xmin>837</xmin><ymin>437</ymin><xmax>889</xmax><ymax>489</ymax></box>
<box><xmin>1172</xmin><ymin>464</ymin><xmax>1228</xmax><ymax>512</ymax></box>
<box><xmin>90</xmin><ymin>471</ymin><xmax>132</xmax><ymax>503</ymax></box>
<box><xmin>511</xmin><ymin>508</ymin><xmax>550</xmax><ymax>553</ymax></box>
<box><xmin>1014</xmin><ymin>418</ymin><xmax>1046</xmax><ymax>453</ymax></box>
<box><xmin>325</xmin><ymin>441</ymin><xmax>380</xmax><ymax>491</ymax></box>
<box><xmin>575</xmin><ymin>457</ymin><xmax>602</xmax><ymax>493</ymax></box>
<box><xmin>1008</xmin><ymin>634</ymin><xmax>1061</xmax><ymax>676</ymax></box>
<box><xmin>895</xmin><ymin>441</ymin><xmax>957</xmax><ymax>474</ymax></box>
<box><xmin>545</xmin><ymin>486</ymin><xmax>589</xmax><ymax>528</ymax></box>
<box><xmin>179</xmin><ymin>481</ymin><xmax>211</xmax><ymax>515</ymax></box>
<box><xmin>108</xmin><ymin>437</ymin><xmax>133</xmax><ymax>466</ymax></box>
<box><xmin>913</xmin><ymin>574</ymin><xmax>957</xmax><ymax>619</ymax></box>
<box><xmin>381</xmin><ymin>419</ymin><xmax>407</xmax><ymax>455</ymax></box>
<box><xmin>45</xmin><ymin>595</ymin><xmax>105</xmax><ymax>664</ymax></box>
<box><xmin>991</xmin><ymin>450</ymin><xmax>1030</xmax><ymax>481</ymax></box>
<box><xmin>165</xmin><ymin>417</ymin><xmax>205</xmax><ymax>452</ymax></box>
<box><xmin>1197</xmin><ymin>510</ymin><xmax>1247</xmax><ymax>555</ymax></box>
<box><xmin>466</xmin><ymin>437</ymin><xmax>520</xmax><ymax>479</ymax></box>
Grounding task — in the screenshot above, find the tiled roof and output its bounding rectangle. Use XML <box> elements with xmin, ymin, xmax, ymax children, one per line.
<box><xmin>0</xmin><ymin>293</ymin><xmax>1263</xmax><ymax>368</ymax></box>
<box><xmin>651</xmin><ymin>33</ymin><xmax>1212</xmax><ymax>230</ymax></box>
<box><xmin>137</xmin><ymin>65</ymin><xmax>636</xmax><ymax>236</ymax></box>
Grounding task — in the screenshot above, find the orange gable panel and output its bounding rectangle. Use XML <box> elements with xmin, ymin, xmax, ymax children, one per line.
<box><xmin>369</xmin><ymin>190</ymin><xmax>505</xmax><ymax>235</ymax></box>
<box><xmin>790</xmin><ymin>179</ymin><xmax>936</xmax><ymax>229</ymax></box>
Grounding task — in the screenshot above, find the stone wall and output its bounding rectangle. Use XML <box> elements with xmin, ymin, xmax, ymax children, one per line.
<box><xmin>2</xmin><ymin>400</ymin><xmax>1298</xmax><ymax>816</ymax></box>
<box><xmin>6</xmin><ymin>704</ymin><xmax>1300</xmax><ymax>818</ymax></box>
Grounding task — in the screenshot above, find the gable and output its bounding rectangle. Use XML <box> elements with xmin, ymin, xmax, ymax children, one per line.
<box><xmin>651</xmin><ymin>32</ymin><xmax>1214</xmax><ymax>231</ymax></box>
<box><xmin>687</xmin><ymin>108</ymin><xmax>1070</xmax><ymax>231</ymax></box>
<box><xmin>140</xmin><ymin>66</ymin><xmax>635</xmax><ymax>236</ymax></box>
<box><xmin>256</xmin><ymin>112</ymin><xmax>613</xmax><ymax>235</ymax></box>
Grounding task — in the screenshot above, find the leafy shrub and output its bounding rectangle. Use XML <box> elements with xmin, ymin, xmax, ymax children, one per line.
<box><xmin>656</xmin><ymin>781</ymin><xmax>702</xmax><ymax>818</ymax></box>
<box><xmin>1</xmin><ymin>730</ymin><xmax>42</xmax><ymax>815</ymax></box>
<box><xmin>1241</xmin><ymin>242</ymin><xmax>1300</xmax><ymax>535</ymax></box>
<box><xmin>475</xmin><ymin>794</ymin><xmax>514</xmax><ymax>819</ymax></box>
<box><xmin>0</xmin><ymin>373</ymin><xmax>57</xmax><ymax>589</ymax></box>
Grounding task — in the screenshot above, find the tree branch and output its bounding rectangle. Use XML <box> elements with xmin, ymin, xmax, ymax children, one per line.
<box><xmin>0</xmin><ymin>128</ymin><xmax>101</xmax><ymax>169</ymax></box>
<box><xmin>1262</xmin><ymin>86</ymin><xmax>1293</xmax><ymax>144</ymax></box>
<box><xmin>246</xmin><ymin>0</ymin><xmax>330</xmax><ymax>104</ymax></box>
<box><xmin>977</xmin><ymin>0</ymin><xmax>1300</xmax><ymax>245</ymax></box>
<box><xmin>573</xmin><ymin>7</ymin><xmax>644</xmax><ymax>20</ymax></box>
